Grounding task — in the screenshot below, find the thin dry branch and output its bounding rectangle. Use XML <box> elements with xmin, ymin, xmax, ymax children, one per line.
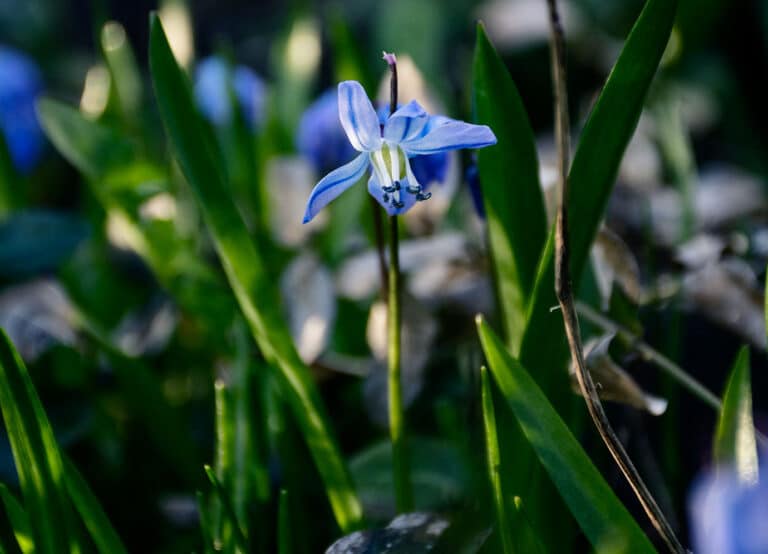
<box><xmin>545</xmin><ymin>1</ymin><xmax>687</xmax><ymax>552</ymax></box>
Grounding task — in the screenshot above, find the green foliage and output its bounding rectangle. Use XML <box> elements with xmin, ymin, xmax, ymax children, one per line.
<box><xmin>148</xmin><ymin>13</ymin><xmax>362</xmax><ymax>532</ymax></box>
<box><xmin>477</xmin><ymin>318</ymin><xmax>657</xmax><ymax>553</ymax></box>
<box><xmin>0</xmin><ymin>329</ymin><xmax>77</xmax><ymax>554</ymax></box>
<box><xmin>0</xmin><ymin>330</ymin><xmax>126</xmax><ymax>554</ymax></box>
<box><xmin>519</xmin><ymin>0</ymin><xmax>679</xmax><ymax>403</ymax></box>
<box><xmin>472</xmin><ymin>24</ymin><xmax>547</xmax><ymax>354</ymax></box>
<box><xmin>63</xmin><ymin>457</ymin><xmax>129</xmax><ymax>554</ymax></box>
<box><xmin>714</xmin><ymin>347</ymin><xmax>758</xmax><ymax>484</ymax></box>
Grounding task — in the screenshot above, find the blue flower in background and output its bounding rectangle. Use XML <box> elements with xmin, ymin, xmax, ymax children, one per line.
<box><xmin>465</xmin><ymin>163</ymin><xmax>485</xmax><ymax>219</ymax></box>
<box><xmin>689</xmin><ymin>464</ymin><xmax>768</xmax><ymax>554</ymax></box>
<box><xmin>302</xmin><ymin>80</ymin><xmax>496</xmax><ymax>223</ymax></box>
<box><xmin>297</xmin><ymin>89</ymin><xmax>357</xmax><ymax>176</ymax></box>
<box><xmin>0</xmin><ymin>46</ymin><xmax>44</xmax><ymax>173</ymax></box>
<box><xmin>194</xmin><ymin>56</ymin><xmax>265</xmax><ymax>130</ymax></box>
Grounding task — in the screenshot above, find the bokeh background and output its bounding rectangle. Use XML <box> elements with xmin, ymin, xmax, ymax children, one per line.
<box><xmin>1</xmin><ymin>0</ymin><xmax>767</xmax><ymax>551</ymax></box>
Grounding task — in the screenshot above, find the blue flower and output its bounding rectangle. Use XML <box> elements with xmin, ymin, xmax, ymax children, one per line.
<box><xmin>193</xmin><ymin>56</ymin><xmax>265</xmax><ymax>130</ymax></box>
<box><xmin>689</xmin><ymin>464</ymin><xmax>768</xmax><ymax>554</ymax></box>
<box><xmin>465</xmin><ymin>163</ymin><xmax>485</xmax><ymax>219</ymax></box>
<box><xmin>297</xmin><ymin>89</ymin><xmax>357</xmax><ymax>175</ymax></box>
<box><xmin>0</xmin><ymin>46</ymin><xmax>44</xmax><ymax>173</ymax></box>
<box><xmin>302</xmin><ymin>81</ymin><xmax>496</xmax><ymax>222</ymax></box>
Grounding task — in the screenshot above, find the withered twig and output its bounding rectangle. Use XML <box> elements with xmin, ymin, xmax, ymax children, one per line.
<box><xmin>545</xmin><ymin>1</ymin><xmax>686</xmax><ymax>552</ymax></box>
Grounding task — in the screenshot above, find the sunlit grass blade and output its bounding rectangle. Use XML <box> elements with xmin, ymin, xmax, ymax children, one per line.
<box><xmin>204</xmin><ymin>465</ymin><xmax>249</xmax><ymax>553</ymax></box>
<box><xmin>472</xmin><ymin>23</ymin><xmax>546</xmax><ymax>353</ymax></box>
<box><xmin>480</xmin><ymin>367</ymin><xmax>514</xmax><ymax>554</ymax></box>
<box><xmin>519</xmin><ymin>0</ymin><xmax>678</xmax><ymax>403</ymax></box>
<box><xmin>713</xmin><ymin>347</ymin><xmax>758</xmax><ymax>484</ymax></box>
<box><xmin>0</xmin><ymin>329</ymin><xmax>78</xmax><ymax>554</ymax></box>
<box><xmin>101</xmin><ymin>21</ymin><xmax>143</xmax><ymax>121</ymax></box>
<box><xmin>62</xmin><ymin>457</ymin><xmax>128</xmax><ymax>554</ymax></box>
<box><xmin>0</xmin><ymin>484</ymin><xmax>31</xmax><ymax>554</ymax></box>
<box><xmin>148</xmin><ymin>14</ymin><xmax>362</xmax><ymax>532</ymax></box>
<box><xmin>477</xmin><ymin>317</ymin><xmax>656</xmax><ymax>553</ymax></box>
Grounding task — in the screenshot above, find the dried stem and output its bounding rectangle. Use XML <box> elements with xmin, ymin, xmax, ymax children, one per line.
<box><xmin>545</xmin><ymin>1</ymin><xmax>686</xmax><ymax>552</ymax></box>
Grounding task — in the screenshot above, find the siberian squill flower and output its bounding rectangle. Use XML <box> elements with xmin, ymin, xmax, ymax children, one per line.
<box><xmin>302</xmin><ymin>80</ymin><xmax>496</xmax><ymax>223</ymax></box>
<box><xmin>0</xmin><ymin>46</ymin><xmax>44</xmax><ymax>173</ymax></box>
<box><xmin>298</xmin><ymin>89</ymin><xmax>450</xmax><ymax>187</ymax></box>
<box><xmin>194</xmin><ymin>56</ymin><xmax>265</xmax><ymax>130</ymax></box>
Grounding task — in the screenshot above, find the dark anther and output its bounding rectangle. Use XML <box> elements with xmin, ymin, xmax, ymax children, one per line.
<box><xmin>392</xmin><ymin>199</ymin><xmax>405</xmax><ymax>209</ymax></box>
<box><xmin>416</xmin><ymin>192</ymin><xmax>432</xmax><ymax>201</ymax></box>
<box><xmin>383</xmin><ymin>180</ymin><xmax>401</xmax><ymax>193</ymax></box>
<box><xmin>406</xmin><ymin>184</ymin><xmax>420</xmax><ymax>194</ymax></box>
<box><xmin>382</xmin><ymin>193</ymin><xmax>390</xmax><ymax>202</ymax></box>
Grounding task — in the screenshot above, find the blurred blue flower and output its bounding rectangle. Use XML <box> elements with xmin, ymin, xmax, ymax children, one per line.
<box><xmin>193</xmin><ymin>56</ymin><xmax>265</xmax><ymax>130</ymax></box>
<box><xmin>465</xmin><ymin>163</ymin><xmax>485</xmax><ymax>219</ymax></box>
<box><xmin>297</xmin><ymin>89</ymin><xmax>357</xmax><ymax>175</ymax></box>
<box><xmin>302</xmin><ymin>80</ymin><xmax>496</xmax><ymax>222</ymax></box>
<box><xmin>689</xmin><ymin>464</ymin><xmax>768</xmax><ymax>554</ymax></box>
<box><xmin>0</xmin><ymin>46</ymin><xmax>44</xmax><ymax>173</ymax></box>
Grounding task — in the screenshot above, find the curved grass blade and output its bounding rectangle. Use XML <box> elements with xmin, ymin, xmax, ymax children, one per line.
<box><xmin>148</xmin><ymin>14</ymin><xmax>362</xmax><ymax>532</ymax></box>
<box><xmin>0</xmin><ymin>329</ymin><xmax>77</xmax><ymax>554</ymax></box>
<box><xmin>477</xmin><ymin>317</ymin><xmax>656</xmax><ymax>553</ymax></box>
<box><xmin>714</xmin><ymin>347</ymin><xmax>758</xmax><ymax>484</ymax></box>
<box><xmin>0</xmin><ymin>484</ymin><xmax>30</xmax><ymax>554</ymax></box>
<box><xmin>472</xmin><ymin>24</ymin><xmax>547</xmax><ymax>353</ymax></box>
<box><xmin>519</xmin><ymin>0</ymin><xmax>679</xmax><ymax>401</ymax></box>
<box><xmin>63</xmin><ymin>457</ymin><xmax>128</xmax><ymax>554</ymax></box>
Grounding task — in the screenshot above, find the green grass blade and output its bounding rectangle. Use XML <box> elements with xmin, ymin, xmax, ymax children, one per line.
<box><xmin>713</xmin><ymin>347</ymin><xmax>758</xmax><ymax>484</ymax></box>
<box><xmin>204</xmin><ymin>465</ymin><xmax>249</xmax><ymax>553</ymax></box>
<box><xmin>0</xmin><ymin>132</ymin><xmax>19</xmax><ymax>216</ymax></box>
<box><xmin>148</xmin><ymin>14</ymin><xmax>362</xmax><ymax>532</ymax></box>
<box><xmin>62</xmin><ymin>457</ymin><xmax>128</xmax><ymax>554</ymax></box>
<box><xmin>472</xmin><ymin>23</ymin><xmax>547</xmax><ymax>353</ymax></box>
<box><xmin>0</xmin><ymin>484</ymin><xmax>31</xmax><ymax>554</ymax></box>
<box><xmin>480</xmin><ymin>367</ymin><xmax>514</xmax><ymax>554</ymax></box>
<box><xmin>0</xmin><ymin>329</ymin><xmax>77</xmax><ymax>554</ymax></box>
<box><xmin>519</xmin><ymin>0</ymin><xmax>678</xmax><ymax>400</ymax></box>
<box><xmin>196</xmin><ymin>491</ymin><xmax>216</xmax><ymax>554</ymax></box>
<box><xmin>477</xmin><ymin>317</ymin><xmax>656</xmax><ymax>553</ymax></box>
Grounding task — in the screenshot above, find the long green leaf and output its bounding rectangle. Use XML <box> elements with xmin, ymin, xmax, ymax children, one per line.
<box><xmin>0</xmin><ymin>329</ymin><xmax>76</xmax><ymax>554</ymax></box>
<box><xmin>480</xmin><ymin>367</ymin><xmax>514</xmax><ymax>554</ymax></box>
<box><xmin>148</xmin><ymin>14</ymin><xmax>362</xmax><ymax>532</ymax></box>
<box><xmin>713</xmin><ymin>347</ymin><xmax>758</xmax><ymax>484</ymax></box>
<box><xmin>519</xmin><ymin>0</ymin><xmax>678</xmax><ymax>401</ymax></box>
<box><xmin>63</xmin><ymin>457</ymin><xmax>128</xmax><ymax>554</ymax></box>
<box><xmin>204</xmin><ymin>465</ymin><xmax>249</xmax><ymax>553</ymax></box>
<box><xmin>477</xmin><ymin>317</ymin><xmax>656</xmax><ymax>553</ymax></box>
<box><xmin>472</xmin><ymin>24</ymin><xmax>547</xmax><ymax>353</ymax></box>
<box><xmin>0</xmin><ymin>484</ymin><xmax>31</xmax><ymax>554</ymax></box>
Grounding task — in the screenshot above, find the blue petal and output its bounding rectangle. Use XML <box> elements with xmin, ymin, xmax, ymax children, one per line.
<box><xmin>303</xmin><ymin>152</ymin><xmax>370</xmax><ymax>223</ymax></box>
<box><xmin>383</xmin><ymin>100</ymin><xmax>429</xmax><ymax>144</ymax></box>
<box><xmin>400</xmin><ymin>116</ymin><xmax>497</xmax><ymax>156</ymax></box>
<box><xmin>338</xmin><ymin>81</ymin><xmax>382</xmax><ymax>152</ymax></box>
<box><xmin>367</xmin><ymin>162</ymin><xmax>419</xmax><ymax>216</ymax></box>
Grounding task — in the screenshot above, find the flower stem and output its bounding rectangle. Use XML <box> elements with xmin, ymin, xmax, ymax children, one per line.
<box><xmin>388</xmin><ymin>213</ymin><xmax>412</xmax><ymax>512</ymax></box>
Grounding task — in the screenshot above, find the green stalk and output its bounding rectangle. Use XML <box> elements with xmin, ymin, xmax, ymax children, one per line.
<box><xmin>388</xmin><ymin>214</ymin><xmax>412</xmax><ymax>512</ymax></box>
<box><xmin>480</xmin><ymin>366</ymin><xmax>514</xmax><ymax>554</ymax></box>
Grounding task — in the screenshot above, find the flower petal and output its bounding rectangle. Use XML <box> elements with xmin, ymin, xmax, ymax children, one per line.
<box><xmin>302</xmin><ymin>152</ymin><xmax>370</xmax><ymax>223</ymax></box>
<box><xmin>338</xmin><ymin>81</ymin><xmax>382</xmax><ymax>152</ymax></box>
<box><xmin>400</xmin><ymin>116</ymin><xmax>497</xmax><ymax>156</ymax></box>
<box><xmin>383</xmin><ymin>100</ymin><xmax>429</xmax><ymax>144</ymax></box>
<box><xmin>367</xmin><ymin>162</ymin><xmax>419</xmax><ymax>216</ymax></box>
